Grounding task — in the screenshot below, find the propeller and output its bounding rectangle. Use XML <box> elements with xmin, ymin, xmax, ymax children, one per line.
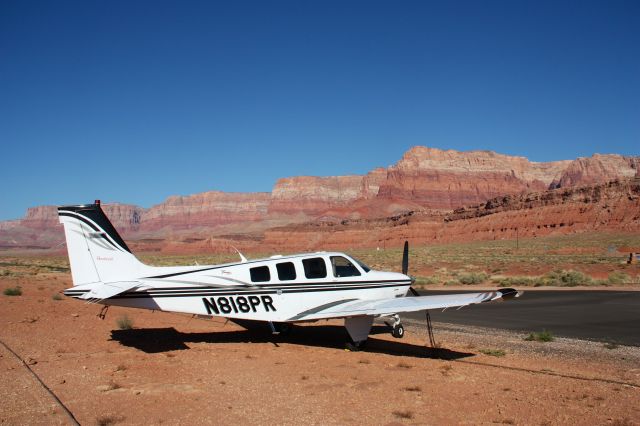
<box><xmin>402</xmin><ymin>241</ymin><xmax>409</xmax><ymax>275</ymax></box>
<box><xmin>401</xmin><ymin>240</ymin><xmax>420</xmax><ymax>296</ymax></box>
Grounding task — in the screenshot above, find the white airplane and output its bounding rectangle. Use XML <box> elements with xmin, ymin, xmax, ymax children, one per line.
<box><xmin>59</xmin><ymin>200</ymin><xmax>521</xmax><ymax>348</ymax></box>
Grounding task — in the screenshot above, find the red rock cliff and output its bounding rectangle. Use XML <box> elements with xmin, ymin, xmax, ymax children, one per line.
<box><xmin>551</xmin><ymin>154</ymin><xmax>639</xmax><ymax>188</ymax></box>
<box><xmin>140</xmin><ymin>191</ymin><xmax>271</xmax><ymax>232</ymax></box>
<box><xmin>376</xmin><ymin>147</ymin><xmax>571</xmax><ymax>210</ymax></box>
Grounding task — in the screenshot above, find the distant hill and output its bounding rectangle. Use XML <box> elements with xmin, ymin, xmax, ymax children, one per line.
<box><xmin>1</xmin><ymin>146</ymin><xmax>638</xmax><ymax>252</ymax></box>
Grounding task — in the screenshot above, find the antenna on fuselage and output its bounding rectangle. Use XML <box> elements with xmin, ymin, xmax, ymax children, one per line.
<box><xmin>231</xmin><ymin>246</ymin><xmax>248</xmax><ymax>263</ymax></box>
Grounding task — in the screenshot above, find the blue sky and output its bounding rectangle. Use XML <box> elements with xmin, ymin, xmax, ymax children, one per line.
<box><xmin>1</xmin><ymin>1</ymin><xmax>638</xmax><ymax>220</ymax></box>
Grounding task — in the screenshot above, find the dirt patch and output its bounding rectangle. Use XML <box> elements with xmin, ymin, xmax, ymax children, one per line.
<box><xmin>1</xmin><ymin>274</ymin><xmax>639</xmax><ymax>425</ymax></box>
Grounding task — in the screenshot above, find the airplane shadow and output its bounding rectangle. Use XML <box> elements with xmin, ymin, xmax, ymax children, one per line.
<box><xmin>109</xmin><ymin>324</ymin><xmax>474</xmax><ymax>360</ymax></box>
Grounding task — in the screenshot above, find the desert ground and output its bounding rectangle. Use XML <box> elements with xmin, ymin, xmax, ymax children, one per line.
<box><xmin>1</xmin><ymin>244</ymin><xmax>639</xmax><ymax>425</ymax></box>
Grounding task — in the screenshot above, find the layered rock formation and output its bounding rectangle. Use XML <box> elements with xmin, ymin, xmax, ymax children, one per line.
<box><xmin>551</xmin><ymin>154</ymin><xmax>639</xmax><ymax>188</ymax></box>
<box><xmin>263</xmin><ymin>178</ymin><xmax>640</xmax><ymax>252</ymax></box>
<box><xmin>1</xmin><ymin>146</ymin><xmax>638</xmax><ymax>252</ymax></box>
<box><xmin>376</xmin><ymin>147</ymin><xmax>571</xmax><ymax>210</ymax></box>
<box><xmin>140</xmin><ymin>191</ymin><xmax>271</xmax><ymax>232</ymax></box>
<box><xmin>269</xmin><ymin>175</ymin><xmax>367</xmax><ymax>215</ymax></box>
<box><xmin>0</xmin><ymin>203</ymin><xmax>145</xmax><ymax>250</ymax></box>
<box><xmin>269</xmin><ymin>168</ymin><xmax>388</xmax><ymax>217</ymax></box>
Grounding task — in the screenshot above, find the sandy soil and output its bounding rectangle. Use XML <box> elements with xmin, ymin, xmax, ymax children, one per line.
<box><xmin>1</xmin><ymin>274</ymin><xmax>639</xmax><ymax>425</ymax></box>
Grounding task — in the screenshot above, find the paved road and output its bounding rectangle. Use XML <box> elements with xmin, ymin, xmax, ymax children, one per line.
<box><xmin>404</xmin><ymin>290</ymin><xmax>640</xmax><ymax>346</ymax></box>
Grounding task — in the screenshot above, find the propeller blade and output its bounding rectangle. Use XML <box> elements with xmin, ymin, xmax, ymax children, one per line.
<box><xmin>402</xmin><ymin>241</ymin><xmax>409</xmax><ymax>275</ymax></box>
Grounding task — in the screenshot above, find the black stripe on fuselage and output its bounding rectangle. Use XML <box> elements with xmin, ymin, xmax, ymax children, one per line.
<box><xmin>63</xmin><ymin>279</ymin><xmax>409</xmax><ymax>293</ymax></box>
<box><xmin>115</xmin><ymin>281</ymin><xmax>411</xmax><ymax>296</ymax></box>
<box><xmin>143</xmin><ymin>279</ymin><xmax>411</xmax><ymax>291</ymax></box>
<box><xmin>110</xmin><ymin>282</ymin><xmax>407</xmax><ymax>299</ymax></box>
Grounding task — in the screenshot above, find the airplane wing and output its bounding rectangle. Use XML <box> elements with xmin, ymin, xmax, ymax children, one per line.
<box><xmin>78</xmin><ymin>281</ymin><xmax>141</xmax><ymax>301</ymax></box>
<box><xmin>288</xmin><ymin>288</ymin><xmax>521</xmax><ymax>321</ymax></box>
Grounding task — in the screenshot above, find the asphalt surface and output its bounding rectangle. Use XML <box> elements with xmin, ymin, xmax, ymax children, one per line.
<box><xmin>405</xmin><ymin>290</ymin><xmax>640</xmax><ymax>346</ymax></box>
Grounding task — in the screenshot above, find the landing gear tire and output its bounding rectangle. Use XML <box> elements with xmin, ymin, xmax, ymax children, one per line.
<box><xmin>346</xmin><ymin>340</ymin><xmax>367</xmax><ymax>352</ymax></box>
<box><xmin>391</xmin><ymin>324</ymin><xmax>404</xmax><ymax>339</ymax></box>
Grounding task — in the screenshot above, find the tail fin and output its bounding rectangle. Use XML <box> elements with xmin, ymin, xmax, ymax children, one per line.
<box><xmin>58</xmin><ymin>200</ymin><xmax>143</xmax><ymax>286</ymax></box>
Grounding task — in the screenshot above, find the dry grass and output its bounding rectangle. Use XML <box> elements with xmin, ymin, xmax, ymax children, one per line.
<box><xmin>348</xmin><ymin>232</ymin><xmax>640</xmax><ymax>287</ymax></box>
<box><xmin>115</xmin><ymin>315</ymin><xmax>133</xmax><ymax>330</ymax></box>
<box><xmin>396</xmin><ymin>361</ymin><xmax>412</xmax><ymax>369</ymax></box>
<box><xmin>2</xmin><ymin>232</ymin><xmax>638</xmax><ymax>289</ymax></box>
<box><xmin>96</xmin><ymin>414</ymin><xmax>124</xmax><ymax>426</ymax></box>
<box><xmin>440</xmin><ymin>364</ymin><xmax>453</xmax><ymax>376</ymax></box>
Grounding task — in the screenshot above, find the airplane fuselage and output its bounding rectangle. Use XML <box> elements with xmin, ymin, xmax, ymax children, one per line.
<box><xmin>65</xmin><ymin>252</ymin><xmax>412</xmax><ymax>323</ymax></box>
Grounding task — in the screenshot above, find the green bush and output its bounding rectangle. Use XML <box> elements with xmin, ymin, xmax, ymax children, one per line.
<box><xmin>457</xmin><ymin>272</ymin><xmax>489</xmax><ymax>285</ymax></box>
<box><xmin>52</xmin><ymin>293</ymin><xmax>63</xmax><ymax>301</ymax></box>
<box><xmin>525</xmin><ymin>330</ymin><xmax>554</xmax><ymax>342</ymax></box>
<box><xmin>3</xmin><ymin>286</ymin><xmax>22</xmax><ymax>296</ymax></box>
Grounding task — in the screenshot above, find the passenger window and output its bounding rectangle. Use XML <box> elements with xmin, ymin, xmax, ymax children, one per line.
<box><xmin>302</xmin><ymin>258</ymin><xmax>327</xmax><ymax>279</ymax></box>
<box><xmin>331</xmin><ymin>256</ymin><xmax>361</xmax><ymax>277</ymax></box>
<box><xmin>250</xmin><ymin>266</ymin><xmax>270</xmax><ymax>282</ymax></box>
<box><xmin>276</xmin><ymin>262</ymin><xmax>296</xmax><ymax>281</ymax></box>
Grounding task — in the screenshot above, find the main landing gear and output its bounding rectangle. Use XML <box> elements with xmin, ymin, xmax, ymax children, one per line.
<box><xmin>345</xmin><ymin>340</ymin><xmax>367</xmax><ymax>352</ymax></box>
<box><xmin>269</xmin><ymin>322</ymin><xmax>293</xmax><ymax>336</ymax></box>
<box><xmin>392</xmin><ymin>323</ymin><xmax>405</xmax><ymax>338</ymax></box>
<box><xmin>385</xmin><ymin>314</ymin><xmax>404</xmax><ymax>339</ymax></box>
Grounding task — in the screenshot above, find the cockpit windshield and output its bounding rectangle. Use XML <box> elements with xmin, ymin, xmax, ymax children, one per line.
<box><xmin>352</xmin><ymin>257</ymin><xmax>371</xmax><ymax>273</ymax></box>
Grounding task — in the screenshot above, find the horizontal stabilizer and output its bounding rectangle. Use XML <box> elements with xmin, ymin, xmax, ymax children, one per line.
<box><xmin>79</xmin><ymin>281</ymin><xmax>141</xmax><ymax>301</ymax></box>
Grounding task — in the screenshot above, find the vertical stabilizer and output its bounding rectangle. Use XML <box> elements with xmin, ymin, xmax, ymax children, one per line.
<box><xmin>58</xmin><ymin>201</ymin><xmax>143</xmax><ymax>285</ymax></box>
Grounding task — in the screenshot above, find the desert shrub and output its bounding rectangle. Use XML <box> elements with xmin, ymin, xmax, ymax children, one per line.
<box><xmin>607</xmin><ymin>271</ymin><xmax>631</xmax><ymax>285</ymax></box>
<box><xmin>414</xmin><ymin>276</ymin><xmax>439</xmax><ymax>286</ymax></box>
<box><xmin>457</xmin><ymin>272</ymin><xmax>488</xmax><ymax>285</ymax></box>
<box><xmin>494</xmin><ymin>276</ymin><xmax>539</xmax><ymax>287</ymax></box>
<box><xmin>52</xmin><ymin>293</ymin><xmax>63</xmax><ymax>301</ymax></box>
<box><xmin>3</xmin><ymin>286</ymin><xmax>22</xmax><ymax>296</ymax></box>
<box><xmin>543</xmin><ymin>270</ymin><xmax>592</xmax><ymax>287</ymax></box>
<box><xmin>524</xmin><ymin>330</ymin><xmax>554</xmax><ymax>342</ymax></box>
<box><xmin>116</xmin><ymin>315</ymin><xmax>133</xmax><ymax>330</ymax></box>
<box><xmin>392</xmin><ymin>410</ymin><xmax>414</xmax><ymax>419</ymax></box>
<box><xmin>479</xmin><ymin>348</ymin><xmax>506</xmax><ymax>357</ymax></box>
<box><xmin>496</xmin><ymin>271</ymin><xmax>603</xmax><ymax>287</ymax></box>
